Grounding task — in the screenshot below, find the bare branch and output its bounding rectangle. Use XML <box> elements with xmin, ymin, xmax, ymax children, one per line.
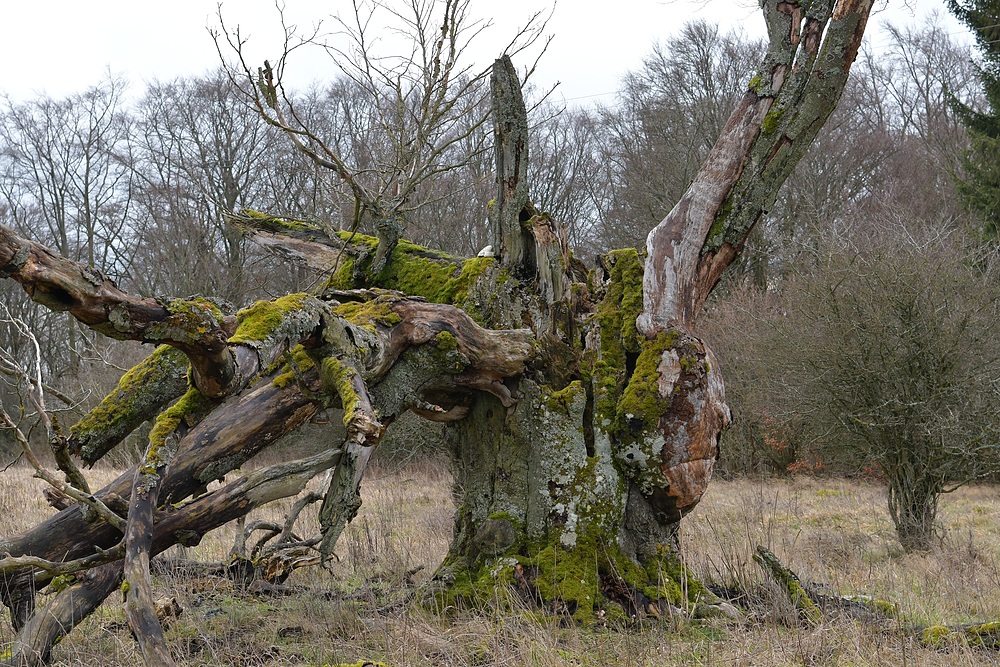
<box><xmin>0</xmin><ymin>409</ymin><xmax>125</xmax><ymax>532</ymax></box>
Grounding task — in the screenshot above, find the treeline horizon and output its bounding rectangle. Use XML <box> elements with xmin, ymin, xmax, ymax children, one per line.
<box><xmin>0</xmin><ymin>18</ymin><xmax>990</xmax><ymax>476</ymax></box>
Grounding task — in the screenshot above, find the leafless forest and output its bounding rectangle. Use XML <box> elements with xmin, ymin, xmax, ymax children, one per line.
<box><xmin>3</xmin><ymin>3</ymin><xmax>1000</xmax><ymax>664</ymax></box>
<box><xmin>3</xmin><ymin>16</ymin><xmax>990</xmax><ymax>483</ymax></box>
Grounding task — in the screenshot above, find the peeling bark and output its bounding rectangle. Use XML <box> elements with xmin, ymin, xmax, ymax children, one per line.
<box><xmin>0</xmin><ymin>2</ymin><xmax>873</xmax><ymax>656</ymax></box>
<box><xmin>639</xmin><ymin>0</ymin><xmax>873</xmax><ymax>331</ymax></box>
<box><xmin>620</xmin><ymin>0</ymin><xmax>873</xmax><ymax>568</ymax></box>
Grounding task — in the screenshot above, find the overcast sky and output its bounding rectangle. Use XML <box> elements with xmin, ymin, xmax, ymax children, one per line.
<box><xmin>2</xmin><ymin>0</ymin><xmax>971</xmax><ymax>106</ymax></box>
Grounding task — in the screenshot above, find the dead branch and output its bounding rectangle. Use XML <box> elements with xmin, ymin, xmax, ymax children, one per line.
<box><xmin>639</xmin><ymin>0</ymin><xmax>874</xmax><ymax>331</ymax></box>
<box><xmin>0</xmin><ymin>223</ymin><xmax>239</xmax><ymax>398</ymax></box>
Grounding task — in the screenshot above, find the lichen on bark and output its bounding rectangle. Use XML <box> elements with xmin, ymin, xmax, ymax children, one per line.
<box><xmin>68</xmin><ymin>345</ymin><xmax>190</xmax><ymax>465</ymax></box>
<box><xmin>228</xmin><ymin>293</ymin><xmax>312</xmax><ymax>346</ymax></box>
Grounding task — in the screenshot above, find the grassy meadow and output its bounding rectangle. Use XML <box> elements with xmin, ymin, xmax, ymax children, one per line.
<box><xmin>2</xmin><ymin>460</ymin><xmax>1000</xmax><ymax>666</ymax></box>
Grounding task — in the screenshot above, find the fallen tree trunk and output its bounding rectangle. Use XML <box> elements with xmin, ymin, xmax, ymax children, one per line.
<box><xmin>0</xmin><ymin>0</ymin><xmax>874</xmax><ymax>661</ymax></box>
<box><xmin>0</xmin><ymin>231</ymin><xmax>535</xmax><ymax>661</ymax></box>
<box><xmin>751</xmin><ymin>545</ymin><xmax>1000</xmax><ymax>651</ymax></box>
<box><xmin>1</xmin><ymin>447</ymin><xmax>345</xmax><ymax>667</ymax></box>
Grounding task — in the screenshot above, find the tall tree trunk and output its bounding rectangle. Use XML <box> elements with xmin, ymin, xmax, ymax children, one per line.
<box><xmin>428</xmin><ymin>0</ymin><xmax>874</xmax><ymax>619</ymax></box>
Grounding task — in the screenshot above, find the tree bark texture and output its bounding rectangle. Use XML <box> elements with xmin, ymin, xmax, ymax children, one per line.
<box><xmin>0</xmin><ymin>219</ymin><xmax>537</xmax><ymax>662</ymax></box>
<box><xmin>0</xmin><ymin>0</ymin><xmax>872</xmax><ymax>658</ymax></box>
<box><xmin>490</xmin><ymin>56</ymin><xmax>533</xmax><ymax>274</ymax></box>
<box><xmin>639</xmin><ymin>0</ymin><xmax>873</xmax><ymax>331</ymax></box>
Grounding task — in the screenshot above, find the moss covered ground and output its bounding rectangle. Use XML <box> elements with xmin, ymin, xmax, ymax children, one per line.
<box><xmin>4</xmin><ymin>463</ymin><xmax>1000</xmax><ymax>664</ymax></box>
<box><xmin>5</xmin><ymin>464</ymin><xmax>1000</xmax><ymax>665</ymax></box>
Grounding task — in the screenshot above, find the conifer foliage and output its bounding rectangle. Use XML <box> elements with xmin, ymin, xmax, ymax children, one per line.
<box><xmin>948</xmin><ymin>0</ymin><xmax>1000</xmax><ymax>235</ymax></box>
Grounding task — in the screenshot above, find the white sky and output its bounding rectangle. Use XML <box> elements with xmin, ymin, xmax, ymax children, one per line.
<box><xmin>1</xmin><ymin>0</ymin><xmax>971</xmax><ymax>105</ymax></box>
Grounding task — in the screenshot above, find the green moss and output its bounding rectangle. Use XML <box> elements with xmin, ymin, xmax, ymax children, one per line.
<box><xmin>753</xmin><ymin>547</ymin><xmax>822</xmax><ymax>626</ymax></box>
<box><xmin>964</xmin><ymin>622</ymin><xmax>1000</xmax><ymax>648</ymax></box>
<box><xmin>324</xmin><ymin>235</ymin><xmax>494</xmax><ymax>310</ymax></box>
<box><xmin>644</xmin><ymin>545</ymin><xmax>705</xmax><ymax>605</ymax></box>
<box><xmin>527</xmin><ymin>536</ymin><xmax>701</xmax><ymax>624</ymax></box>
<box><xmin>843</xmin><ymin>594</ymin><xmax>898</xmax><ymax>617</ymax></box>
<box><xmin>704</xmin><ymin>196</ymin><xmax>734</xmax><ymax>254</ymax></box>
<box><xmin>762</xmin><ymin>105</ymin><xmax>785</xmax><ymax>135</ymax></box>
<box><xmin>533</xmin><ymin>538</ymin><xmax>602</xmax><ymax>623</ymax></box>
<box><xmin>431</xmin><ymin>553</ymin><xmax>521</xmax><ymax>613</ymax></box>
<box><xmin>165</xmin><ymin>297</ymin><xmax>224</xmax><ymax>323</ymax></box>
<box><xmin>441</xmin><ymin>454</ymin><xmax>699</xmax><ymax>625</ymax></box>
<box><xmin>600</xmin><ymin>601</ymin><xmax>630</xmax><ymax>627</ymax></box>
<box><xmin>105</xmin><ymin>297</ymin><xmax>225</xmax><ymax>344</ymax></box>
<box><xmin>606</xmin><ymin>249</ymin><xmax>644</xmax><ymax>353</ymax></box>
<box><xmin>334</xmin><ymin>299</ymin><xmax>403</xmax><ymax>332</ymax></box>
<box><xmin>241</xmin><ymin>209</ymin><xmax>321</xmax><ymax>233</ymax></box>
<box><xmin>923</xmin><ymin>622</ymin><xmax>1000</xmax><ymax>649</ymax></box>
<box><xmin>49</xmin><ymin>575</ymin><xmax>76</xmax><ymax>593</ymax></box>
<box><xmin>678</xmin><ymin>354</ymin><xmax>700</xmax><ymax>373</ymax></box>
<box><xmin>784</xmin><ymin>577</ymin><xmax>820</xmax><ymax>624</ymax></box>
<box><xmin>613</xmin><ymin>331</ymin><xmax>679</xmax><ymax>444</ymax></box>
<box><xmin>544</xmin><ymin>381</ymin><xmax>585</xmax><ymax>416</ymax></box>
<box><xmin>271</xmin><ymin>346</ymin><xmax>316</xmax><ymax>389</ymax></box>
<box><xmin>436</xmin><ymin>454</ymin><xmax>624</xmax><ymax>622</ymax></box>
<box><xmin>748</xmin><ymin>74</ymin><xmax>766</xmax><ymax>94</ymax></box>
<box><xmin>591</xmin><ymin>248</ymin><xmax>645</xmax><ymax>426</ymax></box>
<box><xmin>333</xmin><ymin>230</ymin><xmax>380</xmax><ymax>248</ymax></box>
<box><xmin>921</xmin><ymin>625</ymin><xmax>951</xmax><ymax>648</ymax></box>
<box><xmin>146</xmin><ymin>388</ymin><xmax>212</xmax><ymax>466</ymax></box>
<box><xmin>325</xmin><ymin>254</ymin><xmax>358</xmax><ymax>290</ymax></box>
<box><xmin>320</xmin><ymin>357</ymin><xmax>360</xmax><ymax>427</ymax></box>
<box><xmin>436</xmin><ymin>518</ymin><xmax>707</xmax><ymax>625</ymax></box>
<box><xmin>382</xmin><ymin>252</ymin><xmax>493</xmax><ymax>305</ymax></box>
<box><xmin>69</xmin><ymin>345</ymin><xmax>188</xmax><ymax>441</ymax></box>
<box><xmin>271</xmin><ymin>371</ymin><xmax>295</xmax><ymax>389</ymax></box>
<box><xmin>434</xmin><ymin>330</ymin><xmax>459</xmax><ymax>351</ymax></box>
<box><xmin>560</xmin><ymin>541</ymin><xmax>638</xmax><ymax>620</ymax></box>
<box><xmin>130</xmin><ymin>297</ymin><xmax>227</xmax><ymax>343</ymax></box>
<box><xmin>229</xmin><ymin>293</ymin><xmax>310</xmax><ymax>345</ymax></box>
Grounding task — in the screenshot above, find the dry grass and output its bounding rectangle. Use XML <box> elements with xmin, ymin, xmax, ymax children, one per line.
<box><xmin>3</xmin><ymin>462</ymin><xmax>1000</xmax><ymax>665</ymax></box>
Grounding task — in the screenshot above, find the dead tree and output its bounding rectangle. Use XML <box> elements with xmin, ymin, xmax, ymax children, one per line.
<box><xmin>0</xmin><ymin>0</ymin><xmax>872</xmax><ymax>663</ymax></box>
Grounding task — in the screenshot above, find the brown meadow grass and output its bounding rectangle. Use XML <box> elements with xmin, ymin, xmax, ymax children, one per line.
<box><xmin>3</xmin><ymin>460</ymin><xmax>1000</xmax><ymax>666</ymax></box>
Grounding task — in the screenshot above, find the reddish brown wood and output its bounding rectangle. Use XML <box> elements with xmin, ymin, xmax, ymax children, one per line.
<box><xmin>0</xmin><ymin>223</ymin><xmax>238</xmax><ymax>398</ymax></box>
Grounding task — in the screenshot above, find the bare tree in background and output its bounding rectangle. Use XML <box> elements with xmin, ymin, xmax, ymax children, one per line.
<box><xmin>0</xmin><ymin>0</ymin><xmax>874</xmax><ymax>663</ymax></box>
<box><xmin>128</xmin><ymin>72</ymin><xmax>286</xmax><ymax>301</ymax></box>
<box><xmin>590</xmin><ymin>22</ymin><xmax>763</xmax><ymax>251</ymax></box>
<box><xmin>717</xmin><ymin>218</ymin><xmax>1000</xmax><ymax>550</ymax></box>
<box><xmin>215</xmin><ymin>0</ymin><xmax>547</xmax><ymax>277</ymax></box>
<box><xmin>0</xmin><ymin>77</ymin><xmax>134</xmax><ymax>374</ymax></box>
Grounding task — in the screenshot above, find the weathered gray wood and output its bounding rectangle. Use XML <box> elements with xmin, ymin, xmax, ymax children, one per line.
<box><xmin>0</xmin><ymin>223</ymin><xmax>238</xmax><ymax>398</ymax></box>
<box><xmin>2</xmin><ymin>562</ymin><xmax>124</xmax><ymax>667</ymax></box>
<box><xmin>0</xmin><ymin>0</ymin><xmax>876</xmax><ymax>655</ymax></box>
<box><xmin>1</xmin><ymin>448</ymin><xmax>345</xmax><ymax>667</ymax></box>
<box><xmin>490</xmin><ymin>56</ymin><xmax>532</xmax><ymax>273</ymax></box>
<box><xmin>124</xmin><ymin>474</ymin><xmax>176</xmax><ymax>667</ymax></box>
<box><xmin>639</xmin><ymin>0</ymin><xmax>874</xmax><ymax>331</ymax></box>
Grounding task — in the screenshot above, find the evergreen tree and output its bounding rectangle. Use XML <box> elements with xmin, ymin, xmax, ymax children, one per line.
<box><xmin>948</xmin><ymin>0</ymin><xmax>1000</xmax><ymax>235</ymax></box>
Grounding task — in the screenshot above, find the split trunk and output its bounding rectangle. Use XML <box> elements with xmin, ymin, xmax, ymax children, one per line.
<box><xmin>0</xmin><ymin>0</ymin><xmax>873</xmax><ymax>661</ymax></box>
